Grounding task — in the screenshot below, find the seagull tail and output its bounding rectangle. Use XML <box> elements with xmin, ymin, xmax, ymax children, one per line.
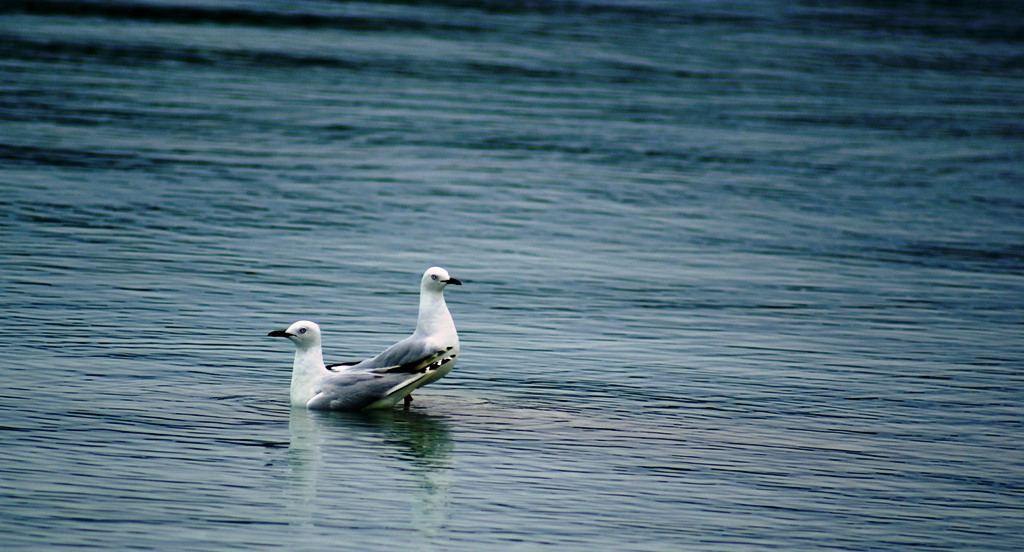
<box><xmin>374</xmin><ymin>347</ymin><xmax>455</xmax><ymax>375</ymax></box>
<box><xmin>378</xmin><ymin>352</ymin><xmax>457</xmax><ymax>399</ymax></box>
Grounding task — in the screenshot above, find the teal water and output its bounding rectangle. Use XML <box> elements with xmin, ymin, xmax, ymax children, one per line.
<box><xmin>1</xmin><ymin>1</ymin><xmax>1022</xmax><ymax>550</ymax></box>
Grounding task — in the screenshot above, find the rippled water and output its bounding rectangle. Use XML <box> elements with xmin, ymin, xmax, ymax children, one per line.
<box><xmin>1</xmin><ymin>1</ymin><xmax>1022</xmax><ymax>550</ymax></box>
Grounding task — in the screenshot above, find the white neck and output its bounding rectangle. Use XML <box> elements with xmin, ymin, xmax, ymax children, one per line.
<box><xmin>416</xmin><ymin>288</ymin><xmax>456</xmax><ymax>338</ymax></box>
<box><xmin>290</xmin><ymin>345</ymin><xmax>326</xmax><ymax>405</ymax></box>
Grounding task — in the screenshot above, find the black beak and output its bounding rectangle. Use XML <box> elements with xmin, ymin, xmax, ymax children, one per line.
<box><xmin>444</xmin><ymin>277</ymin><xmax>462</xmax><ymax>286</ymax></box>
<box><xmin>268</xmin><ymin>330</ymin><xmax>293</xmax><ymax>338</ymax></box>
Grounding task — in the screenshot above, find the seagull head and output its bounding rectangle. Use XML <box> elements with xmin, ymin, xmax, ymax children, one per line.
<box><xmin>422</xmin><ymin>266</ymin><xmax>462</xmax><ymax>292</ymax></box>
<box><xmin>268</xmin><ymin>320</ymin><xmax>321</xmax><ymax>349</ymax></box>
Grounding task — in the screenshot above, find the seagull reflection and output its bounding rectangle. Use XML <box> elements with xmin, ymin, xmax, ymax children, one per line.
<box><xmin>285</xmin><ymin>406</ymin><xmax>453</xmax><ymax>537</ymax></box>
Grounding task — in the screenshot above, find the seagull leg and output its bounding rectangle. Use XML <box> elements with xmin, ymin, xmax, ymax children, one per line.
<box><xmin>404</xmin><ymin>395</ymin><xmax>413</xmax><ymax>410</ymax></box>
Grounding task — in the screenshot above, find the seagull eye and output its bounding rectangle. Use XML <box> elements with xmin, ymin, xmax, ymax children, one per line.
<box><xmin>298</xmin><ymin>328</ymin><xmax>307</xmax><ymax>334</ymax></box>
<box><xmin>431</xmin><ymin>274</ymin><xmax>439</xmax><ymax>281</ymax></box>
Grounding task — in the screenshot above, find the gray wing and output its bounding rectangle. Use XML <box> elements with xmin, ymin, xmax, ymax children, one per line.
<box><xmin>350</xmin><ymin>334</ymin><xmax>440</xmax><ymax>370</ymax></box>
<box><xmin>309</xmin><ymin>349</ymin><xmax>456</xmax><ymax>410</ymax></box>
<box><xmin>306</xmin><ymin>370</ymin><xmax>419</xmax><ymax>410</ymax></box>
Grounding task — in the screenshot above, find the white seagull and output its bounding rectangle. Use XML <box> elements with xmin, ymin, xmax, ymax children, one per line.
<box><xmin>269</xmin><ymin>267</ymin><xmax>462</xmax><ymax>410</ymax></box>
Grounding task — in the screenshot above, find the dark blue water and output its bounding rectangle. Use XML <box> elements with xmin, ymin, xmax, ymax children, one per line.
<box><xmin>1</xmin><ymin>1</ymin><xmax>1022</xmax><ymax>550</ymax></box>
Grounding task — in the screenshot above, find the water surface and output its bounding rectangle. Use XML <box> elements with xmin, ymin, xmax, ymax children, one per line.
<box><xmin>1</xmin><ymin>1</ymin><xmax>1022</xmax><ymax>550</ymax></box>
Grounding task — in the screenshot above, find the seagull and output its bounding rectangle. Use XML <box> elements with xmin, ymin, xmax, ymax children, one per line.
<box><xmin>269</xmin><ymin>267</ymin><xmax>462</xmax><ymax>410</ymax></box>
